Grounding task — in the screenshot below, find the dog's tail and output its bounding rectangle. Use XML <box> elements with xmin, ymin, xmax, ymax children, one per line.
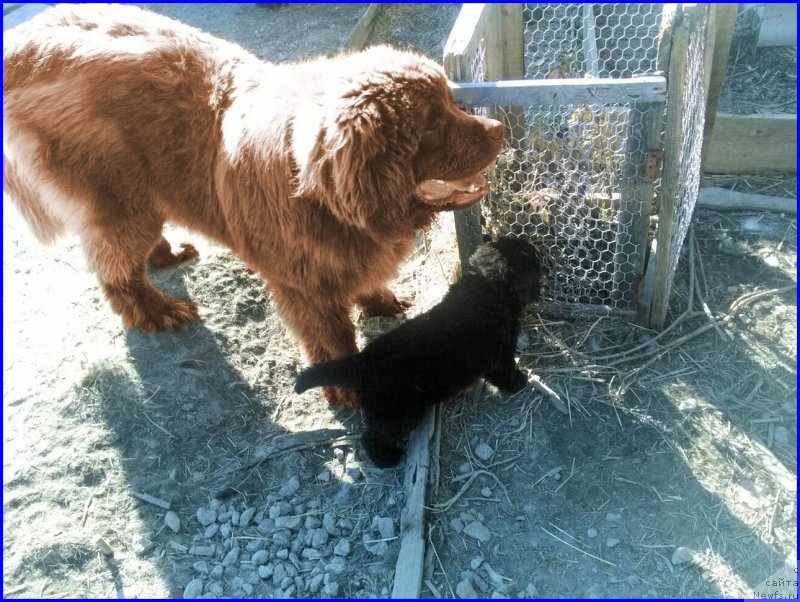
<box><xmin>294</xmin><ymin>356</ymin><xmax>362</xmax><ymax>394</ymax></box>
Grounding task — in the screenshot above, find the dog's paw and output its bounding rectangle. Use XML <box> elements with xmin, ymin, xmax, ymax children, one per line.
<box><xmin>126</xmin><ymin>298</ymin><xmax>201</xmax><ymax>333</ymax></box>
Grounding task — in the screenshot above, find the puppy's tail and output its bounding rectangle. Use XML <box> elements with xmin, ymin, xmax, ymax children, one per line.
<box><xmin>294</xmin><ymin>357</ymin><xmax>361</xmax><ymax>394</ymax></box>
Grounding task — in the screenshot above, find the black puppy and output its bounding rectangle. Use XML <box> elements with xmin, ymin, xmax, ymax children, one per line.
<box><xmin>294</xmin><ymin>237</ymin><xmax>543</xmax><ymax>467</ymax></box>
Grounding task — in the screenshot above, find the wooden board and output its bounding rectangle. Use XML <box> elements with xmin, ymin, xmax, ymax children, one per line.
<box><xmin>391</xmin><ymin>406</ymin><xmax>436</xmax><ymax>599</ymax></box>
<box><xmin>704</xmin><ymin>113</ymin><xmax>797</xmax><ymax>174</ymax></box>
<box><xmin>698</xmin><ymin>187</ymin><xmax>797</xmax><ymax>214</ymax></box>
<box><xmin>450</xmin><ymin>75</ymin><xmax>667</xmax><ymax>107</ymax></box>
<box><xmin>757</xmin><ymin>3</ymin><xmax>796</xmax><ymax>47</ymax></box>
<box><xmin>344</xmin><ymin>4</ymin><xmax>387</xmax><ymax>51</ymax></box>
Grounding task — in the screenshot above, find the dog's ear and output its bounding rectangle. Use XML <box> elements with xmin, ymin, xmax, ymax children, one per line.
<box><xmin>297</xmin><ymin>99</ymin><xmax>418</xmax><ymax>229</ymax></box>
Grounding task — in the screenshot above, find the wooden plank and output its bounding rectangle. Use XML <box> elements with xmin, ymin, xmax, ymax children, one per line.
<box><xmin>344</xmin><ymin>4</ymin><xmax>387</xmax><ymax>51</ymax></box>
<box><xmin>698</xmin><ymin>187</ymin><xmax>797</xmax><ymax>214</ymax></box>
<box><xmin>649</xmin><ymin>6</ymin><xmax>691</xmax><ymax>330</ymax></box>
<box><xmin>443</xmin><ymin>4</ymin><xmax>491</xmax><ymax>81</ymax></box>
<box><xmin>450</xmin><ymin>75</ymin><xmax>667</xmax><ymax>107</ymax></box>
<box><xmin>705</xmin><ymin>113</ymin><xmax>797</xmax><ymax>174</ymax></box>
<box><xmin>391</xmin><ymin>406</ymin><xmax>436</xmax><ymax>599</ymax></box>
<box><xmin>757</xmin><ymin>3</ymin><xmax>796</xmax><ymax>47</ymax></box>
<box><xmin>499</xmin><ymin>3</ymin><xmax>524</xmax><ymax>79</ymax></box>
<box><xmin>701</xmin><ymin>4</ymin><xmax>739</xmax><ymax>168</ymax></box>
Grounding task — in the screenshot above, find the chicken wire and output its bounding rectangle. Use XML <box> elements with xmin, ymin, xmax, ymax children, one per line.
<box><xmin>452</xmin><ymin>4</ymin><xmax>708</xmax><ymax>323</ymax></box>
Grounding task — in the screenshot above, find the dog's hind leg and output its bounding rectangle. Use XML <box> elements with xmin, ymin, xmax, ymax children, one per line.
<box><xmin>82</xmin><ymin>213</ymin><xmax>200</xmax><ymax>333</ymax></box>
<box><xmin>148</xmin><ymin>236</ymin><xmax>200</xmax><ymax>270</ymax></box>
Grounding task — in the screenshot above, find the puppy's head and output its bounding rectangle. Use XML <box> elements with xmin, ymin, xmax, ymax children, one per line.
<box><xmin>469</xmin><ymin>237</ymin><xmax>544</xmax><ymax>304</ymax></box>
<box><xmin>294</xmin><ymin>46</ymin><xmax>504</xmax><ymax>229</ymax></box>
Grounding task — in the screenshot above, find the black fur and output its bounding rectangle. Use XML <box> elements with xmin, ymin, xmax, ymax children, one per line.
<box><xmin>295</xmin><ymin>237</ymin><xmax>543</xmax><ymax>467</ymax></box>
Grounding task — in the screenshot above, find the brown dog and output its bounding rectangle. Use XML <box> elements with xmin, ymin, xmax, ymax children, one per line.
<box><xmin>3</xmin><ymin>4</ymin><xmax>504</xmax><ymax>407</ymax></box>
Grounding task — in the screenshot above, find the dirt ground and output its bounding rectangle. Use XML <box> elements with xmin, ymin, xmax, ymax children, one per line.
<box><xmin>3</xmin><ymin>3</ymin><xmax>796</xmax><ymax>600</ymax></box>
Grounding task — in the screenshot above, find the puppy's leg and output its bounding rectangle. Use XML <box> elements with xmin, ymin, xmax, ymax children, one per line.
<box><xmin>83</xmin><ymin>217</ymin><xmax>200</xmax><ymax>332</ymax></box>
<box><xmin>148</xmin><ymin>236</ymin><xmax>200</xmax><ymax>270</ymax></box>
<box><xmin>270</xmin><ymin>286</ymin><xmax>360</xmax><ymax>408</ymax></box>
<box><xmin>356</xmin><ymin>287</ymin><xmax>410</xmax><ymax>317</ymax></box>
<box><xmin>485</xmin><ymin>354</ymin><xmax>528</xmax><ymax>394</ymax></box>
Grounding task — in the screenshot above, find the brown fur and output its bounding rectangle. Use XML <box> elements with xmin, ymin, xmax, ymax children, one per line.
<box><xmin>3</xmin><ymin>4</ymin><xmax>504</xmax><ymax>407</ymax></box>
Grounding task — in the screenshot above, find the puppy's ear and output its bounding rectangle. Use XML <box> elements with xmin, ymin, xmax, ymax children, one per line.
<box><xmin>297</xmin><ymin>100</ymin><xmax>418</xmax><ymax>229</ymax></box>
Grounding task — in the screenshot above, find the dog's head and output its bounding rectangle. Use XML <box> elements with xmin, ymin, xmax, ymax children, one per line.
<box><xmin>469</xmin><ymin>237</ymin><xmax>544</xmax><ymax>305</ymax></box>
<box><xmin>293</xmin><ymin>46</ymin><xmax>504</xmax><ymax>229</ymax></box>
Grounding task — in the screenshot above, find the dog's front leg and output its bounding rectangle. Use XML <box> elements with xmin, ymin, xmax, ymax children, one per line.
<box><xmin>485</xmin><ymin>354</ymin><xmax>528</xmax><ymax>394</ymax></box>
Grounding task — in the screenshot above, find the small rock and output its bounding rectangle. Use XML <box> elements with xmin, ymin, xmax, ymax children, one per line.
<box><xmin>481</xmin><ymin>487</ymin><xmax>493</xmax><ymax>498</ymax></box>
<box><xmin>164</xmin><ymin>511</ymin><xmax>181</xmax><ymax>534</ymax></box>
<box><xmin>334</xmin><ymin>539</ymin><xmax>351</xmax><ymax>557</ymax></box>
<box><xmin>326</xmin><ymin>557</ymin><xmax>347</xmax><ymax>575</ymax></box>
<box><xmin>491</xmin><ymin>592</ymin><xmax>508</xmax><ymax>599</ymax></box>
<box><xmin>183</xmin><ymin>578</ymin><xmax>204</xmax><ymax>598</ymax></box>
<box><xmin>193</xmin><ymin>561</ymin><xmax>209</xmax><ymax>574</ymax></box>
<box><xmin>206</xmin><ymin>581</ymin><xmax>224</xmax><ymax>597</ymax></box>
<box><xmin>275</xmin><ymin>516</ymin><xmax>302</xmax><ymax>531</ymax></box>
<box><xmin>189</xmin><ymin>545</ymin><xmax>214</xmax><ymax>557</ymax></box>
<box><xmin>333</xmin><ymin>484</ymin><xmax>352</xmax><ymax>505</ymax></box>
<box><xmin>464</xmin><ymin>521</ymin><xmax>491</xmax><ymax>543</ymax></box>
<box><xmin>627</xmin><ymin>575</ymin><xmax>638</xmax><ymax>586</ymax></box>
<box><xmin>210</xmin><ymin>564</ymin><xmax>224</xmax><ymax>579</ymax></box>
<box><xmin>678</xmin><ymin>397</ymin><xmax>698</xmax><ymax>412</ymax></box>
<box><xmin>196</xmin><ymin>507</ymin><xmax>217</xmax><ymax>527</ymax></box>
<box><xmin>272</xmin><ymin>563</ymin><xmax>287</xmax><ymax>585</ymax></box>
<box><xmin>257</xmin><ymin>518</ymin><xmax>275</xmax><ymax>535</ymax></box>
<box><xmin>240</xmin><ymin>583</ymin><xmax>253</xmax><ymax>595</ymax></box>
<box><xmin>209</xmin><ymin>499</ymin><xmax>223</xmax><ymax>511</ymax></box>
<box><xmin>273</xmin><ymin>530</ymin><xmax>292</xmax><ymax>546</ymax></box>
<box><xmin>774</xmin><ymin>426</ymin><xmax>789</xmax><ymax>444</ymax></box>
<box><xmin>270</xmin><ymin>502</ymin><xmax>291</xmax><ymax>519</ymax></box>
<box><xmin>230</xmin><ymin>511</ymin><xmax>241</xmax><ymax>526</ymax></box>
<box><xmin>363</xmin><ymin>535</ymin><xmax>389</xmax><ymax>556</ymax></box>
<box><xmin>279</xmin><ymin>476</ymin><xmax>301</xmax><ymax>497</ymax></box>
<box><xmin>456</xmin><ymin>578</ymin><xmax>477</xmax><ymax>598</ymax></box>
<box><xmin>522</xmin><ymin>503</ymin><xmax>537</xmax><ymax>518</ymax></box>
<box><xmin>470</xmin><ymin>556</ymin><xmax>484</xmax><ymax>570</ymax></box>
<box><xmin>219</xmin><ymin>523</ymin><xmax>231</xmax><ymax>539</ymax></box>
<box><xmin>204</xmin><ymin>524</ymin><xmax>219</xmax><ymax>539</ymax></box>
<box><xmin>316</xmin><ymin>469</ymin><xmax>331</xmax><ymax>482</ymax></box>
<box><xmin>222</xmin><ymin>546</ymin><xmax>240</xmax><ymax>566</ymax></box>
<box><xmin>302</xmin><ymin>548</ymin><xmax>322</xmax><ymax>560</ymax></box>
<box><xmin>450</xmin><ymin>518</ymin><xmax>465</xmax><ymax>533</ymax></box>
<box><xmin>251</xmin><ymin>550</ymin><xmax>269</xmax><ymax>566</ymax></box>
<box><xmin>276</xmin><ymin>548</ymin><xmax>289</xmax><ymax>560</ymax></box>
<box><xmin>587</xmin><ymin>527</ymin><xmax>598</xmax><ymax>539</ymax></box>
<box><xmin>245</xmin><ymin>539</ymin><xmax>265</xmax><ymax>553</ymax></box>
<box><xmin>337</xmin><ymin>518</ymin><xmax>354</xmax><ymax>532</ymax></box>
<box><xmin>305</xmin><ymin>516</ymin><xmax>323</xmax><ymax>530</ymax></box>
<box><xmin>280</xmin><ymin>576</ymin><xmax>293</xmax><ymax>589</ymax></box>
<box><xmin>239</xmin><ymin>507</ymin><xmax>256</xmax><ymax>527</ymax></box>
<box><xmin>605</xmin><ymin>512</ymin><xmax>622</xmax><ymax>523</ymax></box>
<box><xmin>459</xmin><ymin>461</ymin><xmax>472</xmax><ymax>473</ymax></box>
<box><xmin>131</xmin><ymin>534</ymin><xmax>153</xmax><ymax>556</ymax></box>
<box><xmin>606</xmin><ymin>538</ymin><xmax>620</xmax><ymax>548</ymax></box>
<box><xmin>516</xmin><ymin>331</ymin><xmax>530</xmax><ymax>351</ymax></box>
<box><xmin>472</xmin><ymin>573</ymin><xmax>489</xmax><ymax>593</ymax></box>
<box><xmin>217</xmin><ymin>511</ymin><xmax>232</xmax><ymax>523</ymax></box>
<box><xmin>323</xmin><ymin>582</ymin><xmax>339</xmax><ymax>597</ymax></box>
<box><xmin>312</xmin><ymin>529</ymin><xmax>329</xmax><ymax>549</ymax></box>
<box><xmin>309</xmin><ymin>573</ymin><xmax>325</xmax><ymax>593</ymax></box>
<box><xmin>258</xmin><ymin>564</ymin><xmax>274</xmax><ymax>579</ymax></box>
<box><xmin>373</xmin><ymin>517</ymin><xmax>395</xmax><ymax>539</ymax></box>
<box><xmin>474</xmin><ymin>442</ymin><xmax>494</xmax><ymax>461</ymax></box>
<box><xmin>525</xmin><ymin>583</ymin><xmax>539</xmax><ymax>597</ymax></box>
<box><xmin>671</xmin><ymin>546</ymin><xmax>693</xmax><ymax>565</ymax></box>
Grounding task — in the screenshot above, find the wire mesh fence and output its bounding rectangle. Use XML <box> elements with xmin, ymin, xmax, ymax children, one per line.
<box><xmin>449</xmin><ymin>4</ymin><xmax>710</xmax><ymax>325</ymax></box>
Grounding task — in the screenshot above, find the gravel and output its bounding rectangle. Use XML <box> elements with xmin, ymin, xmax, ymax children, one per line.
<box><xmin>164</xmin><ymin>511</ymin><xmax>181</xmax><ymax>533</ymax></box>
<box><xmin>196</xmin><ymin>507</ymin><xmax>217</xmax><ymax>527</ymax></box>
<box><xmin>183</xmin><ymin>578</ymin><xmax>204</xmax><ymax>598</ymax></box>
<box><xmin>474</xmin><ymin>442</ymin><xmax>494</xmax><ymax>461</ymax></box>
<box><xmin>463</xmin><ymin>520</ymin><xmax>491</xmax><ymax>543</ymax></box>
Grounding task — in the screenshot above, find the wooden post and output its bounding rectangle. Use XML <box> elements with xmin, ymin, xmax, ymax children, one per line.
<box><xmin>649</xmin><ymin>5</ymin><xmax>711</xmax><ymax>329</ymax></box>
<box><xmin>648</xmin><ymin>6</ymin><xmax>690</xmax><ymax>330</ymax></box>
<box><xmin>701</xmin><ymin>3</ymin><xmax>739</xmax><ymax>169</ymax></box>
